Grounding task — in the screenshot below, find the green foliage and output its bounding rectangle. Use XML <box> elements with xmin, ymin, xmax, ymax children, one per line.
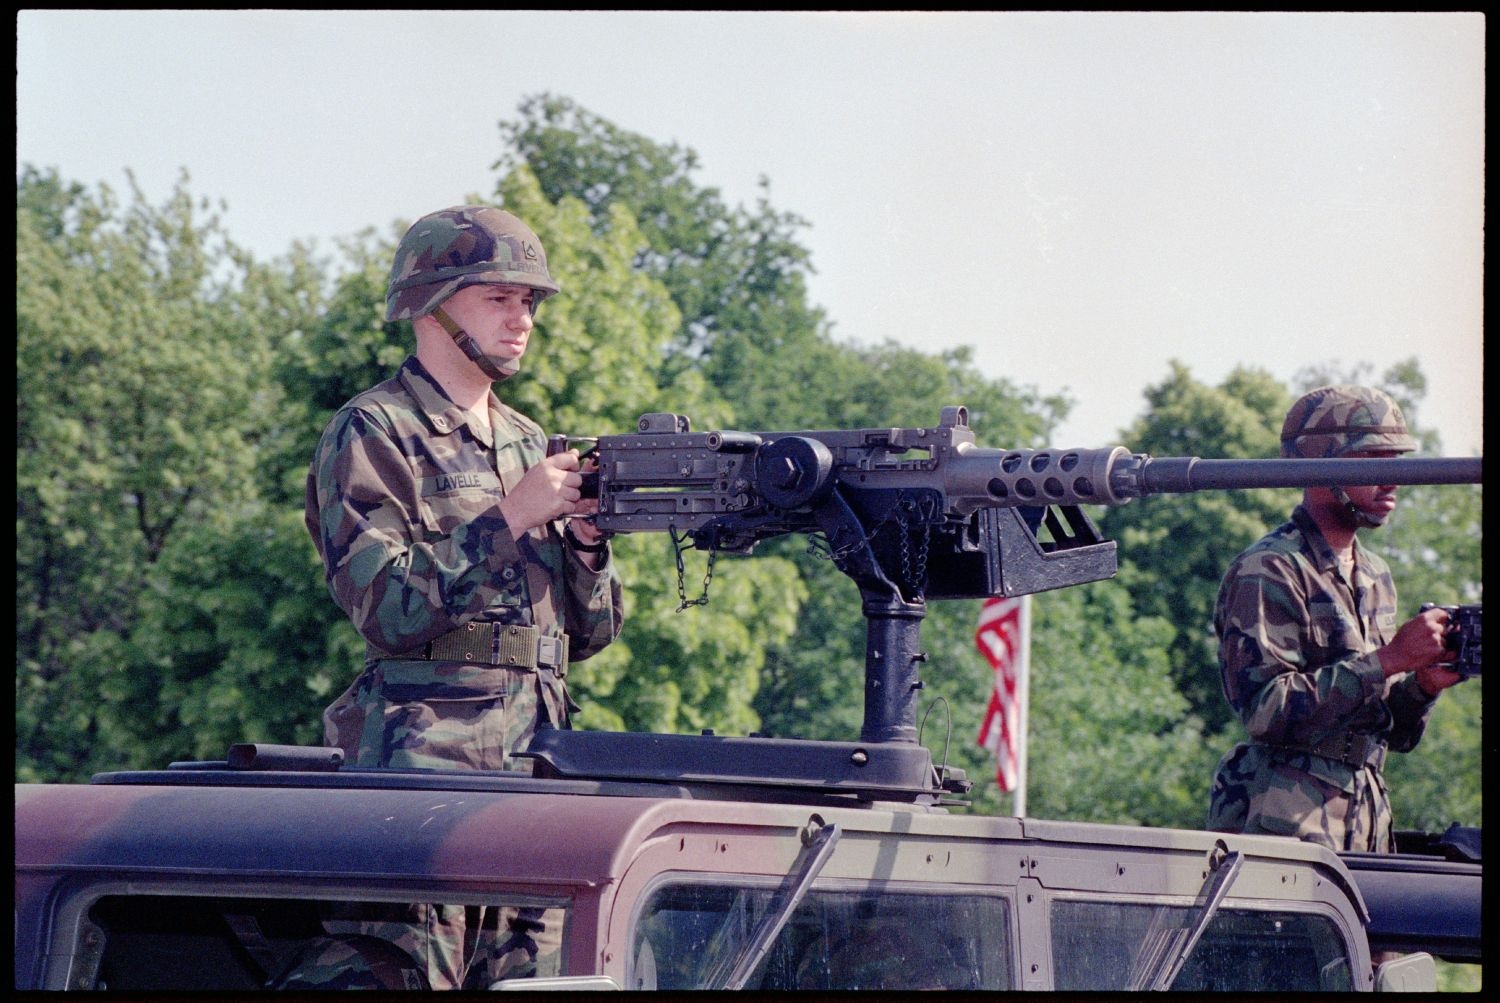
<box><xmin>494</xmin><ymin>166</ymin><xmax>718</xmax><ymax>431</ymax></box>
<box><xmin>1432</xmin><ymin>959</ymin><xmax>1482</xmax><ymax>992</ymax></box>
<box><xmin>575</xmin><ymin>539</ymin><xmax>806</xmax><ymax>737</ymax></box>
<box><xmin>500</xmin><ymin>94</ymin><xmax>823</xmax><ymax>382</ymax></box>
<box><xmin>17</xmin><ymin>166</ymin><xmax>306</xmax><ymax>777</ymax></box>
<box><xmin>984</xmin><ymin>586</ymin><xmax>1213</xmax><ymax>827</ymax></box>
<box><xmin>491</xmin><ymin>165</ymin><xmax>808</xmax><ymax>734</ymax></box>
<box><xmin>1101</xmin><ymin>363</ymin><xmax>1297</xmax><ymax>733</ymax></box>
<box><xmin>1383</xmin><ymin>676</ymin><xmax>1482</xmax><ymax>832</ymax></box>
<box><xmin>101</xmin><ymin>505</ymin><xmax>361</xmax><ymax>766</ymax></box>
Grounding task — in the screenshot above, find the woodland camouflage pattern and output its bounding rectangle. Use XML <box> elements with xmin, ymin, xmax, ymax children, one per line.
<box><xmin>304</xmin><ymin>352</ymin><xmax>612</xmax><ymax>986</ymax></box>
<box><xmin>305</xmin><ymin>354</ymin><xmax>622</xmax><ymax>770</ymax></box>
<box><xmin>308</xmin><ymin>197</ymin><xmax>598</xmax><ymax>989</ymax></box>
<box><xmin>385</xmin><ymin>205</ymin><xmax>560</xmax><ymax>321</ymax></box>
<box><xmin>273</xmin><ymin>905</ymin><xmax>560</xmax><ymax>990</ymax></box>
<box><xmin>1279</xmin><ymin>384</ymin><xmax>1417</xmax><ymax>459</ymax></box>
<box><xmin>1205</xmin><ymin>506</ymin><xmax>1436</xmax><ymax>852</ymax></box>
<box><xmin>272</xmin><ymin>933</ymin><xmax>431</xmax><ymax>990</ymax></box>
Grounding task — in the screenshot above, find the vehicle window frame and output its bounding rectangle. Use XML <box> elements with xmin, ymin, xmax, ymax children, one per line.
<box><xmin>36</xmin><ymin>873</ymin><xmax>573</xmax><ymax>992</ymax></box>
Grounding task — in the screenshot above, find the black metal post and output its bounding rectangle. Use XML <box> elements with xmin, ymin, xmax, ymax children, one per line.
<box><xmin>859</xmin><ymin>592</ymin><xmax>928</xmax><ymax>744</ymax></box>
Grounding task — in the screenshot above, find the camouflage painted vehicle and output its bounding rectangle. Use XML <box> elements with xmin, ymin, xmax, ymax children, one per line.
<box><xmin>14</xmin><ymin>409</ymin><xmax>1481</xmax><ymax>991</ymax></box>
<box><xmin>10</xmin><ymin>744</ymin><xmax>1483</xmax><ymax>992</ymax></box>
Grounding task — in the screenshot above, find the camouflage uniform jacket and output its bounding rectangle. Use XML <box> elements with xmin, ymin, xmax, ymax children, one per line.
<box><xmin>305</xmin><ymin>356</ymin><xmax>622</xmax><ymax>734</ymax></box>
<box><xmin>1207</xmin><ymin>505</ymin><xmax>1435</xmax><ymax>844</ymax></box>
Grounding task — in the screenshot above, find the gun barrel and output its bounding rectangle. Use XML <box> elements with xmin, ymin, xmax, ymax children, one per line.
<box><xmin>1122</xmin><ymin>455</ymin><xmax>1483</xmax><ymax>497</ymax></box>
<box><xmin>943</xmin><ymin>447</ymin><xmax>1481</xmax><ymax>512</ymax></box>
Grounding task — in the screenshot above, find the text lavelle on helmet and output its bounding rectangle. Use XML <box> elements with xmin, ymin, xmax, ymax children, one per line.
<box><xmin>1279</xmin><ymin>384</ymin><xmax>1417</xmax><ymax>459</ymax></box>
<box><xmin>385</xmin><ymin>205</ymin><xmax>560</xmax><ymax>322</ymax></box>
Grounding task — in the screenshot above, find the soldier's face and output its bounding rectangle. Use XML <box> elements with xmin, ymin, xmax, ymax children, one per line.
<box><xmin>1340</xmin><ymin>449</ymin><xmax>1402</xmax><ymax>520</ymax></box>
<box><xmin>442</xmin><ymin>283</ymin><xmax>536</xmax><ymax>367</ymax></box>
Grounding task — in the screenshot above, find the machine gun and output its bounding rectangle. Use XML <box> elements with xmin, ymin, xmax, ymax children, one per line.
<box><xmin>531</xmin><ymin>409</ymin><xmax>1480</xmax><ymax>801</ymax></box>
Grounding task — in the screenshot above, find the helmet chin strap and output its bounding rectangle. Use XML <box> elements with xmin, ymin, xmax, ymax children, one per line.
<box><xmin>1330</xmin><ymin>486</ymin><xmax>1387</xmax><ymax>529</ymax></box>
<box><xmin>431</xmin><ymin>306</ymin><xmax>520</xmax><ymax>382</ymax></box>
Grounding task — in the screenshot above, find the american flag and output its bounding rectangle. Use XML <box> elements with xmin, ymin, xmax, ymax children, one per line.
<box><xmin>975</xmin><ymin>596</ymin><xmax>1027</xmax><ymax>792</ymax></box>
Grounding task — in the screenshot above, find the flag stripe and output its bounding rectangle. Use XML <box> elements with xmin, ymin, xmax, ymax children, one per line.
<box><xmin>975</xmin><ymin>596</ymin><xmax>1025</xmax><ymax>793</ymax></box>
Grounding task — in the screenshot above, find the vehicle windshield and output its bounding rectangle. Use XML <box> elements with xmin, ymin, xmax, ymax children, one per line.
<box><xmin>631</xmin><ymin>880</ymin><xmax>1012</xmax><ymax>990</ymax></box>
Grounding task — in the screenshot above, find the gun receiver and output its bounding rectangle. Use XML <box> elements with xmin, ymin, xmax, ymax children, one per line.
<box><xmin>575</xmin><ymin>409</ymin><xmax>1481</xmax><ymax>747</ymax></box>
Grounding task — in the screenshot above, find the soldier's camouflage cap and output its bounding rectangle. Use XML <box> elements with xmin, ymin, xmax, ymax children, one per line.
<box><xmin>386</xmin><ymin>205</ymin><xmax>560</xmax><ymax>321</ymax></box>
<box><xmin>1279</xmin><ymin>384</ymin><xmax>1416</xmax><ymax>459</ymax></box>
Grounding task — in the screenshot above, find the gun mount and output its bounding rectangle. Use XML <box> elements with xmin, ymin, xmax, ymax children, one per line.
<box><xmin>532</xmin><ymin>409</ymin><xmax>1481</xmax><ymax>801</ymax></box>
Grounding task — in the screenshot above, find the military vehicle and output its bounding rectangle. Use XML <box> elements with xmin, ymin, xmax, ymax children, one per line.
<box><xmin>14</xmin><ymin>409</ymin><xmax>1482</xmax><ymax>992</ymax></box>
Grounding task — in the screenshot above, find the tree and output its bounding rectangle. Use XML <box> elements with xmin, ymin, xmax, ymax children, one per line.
<box><xmin>17</xmin><ymin>167</ymin><xmax>306</xmax><ymax>779</ymax></box>
<box><xmin>1100</xmin><ymin>363</ymin><xmax>1297</xmax><ymax>733</ymax></box>
<box><xmin>102</xmin><ymin>505</ymin><xmax>363</xmax><ymax>766</ymax></box>
<box><xmin>1020</xmin><ymin>583</ymin><xmax>1214</xmax><ymax>826</ymax></box>
<box><xmin>499</xmin><ymin>92</ymin><xmax>825</xmax><ymax>417</ymax></box>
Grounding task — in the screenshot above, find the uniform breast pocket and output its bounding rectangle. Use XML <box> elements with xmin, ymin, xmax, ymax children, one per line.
<box><xmin>1305</xmin><ymin>597</ymin><xmax>1361</xmax><ymax>661</ymax></box>
<box><xmin>416</xmin><ymin>469</ymin><xmax>505</xmax><ymax>536</ymax></box>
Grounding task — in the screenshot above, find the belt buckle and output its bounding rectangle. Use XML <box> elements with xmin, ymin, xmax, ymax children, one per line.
<box><xmin>536</xmin><ymin>635</ymin><xmax>563</xmax><ymax>668</ymax></box>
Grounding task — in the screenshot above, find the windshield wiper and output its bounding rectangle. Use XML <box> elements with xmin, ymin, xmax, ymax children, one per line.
<box><xmin>1129</xmin><ymin>839</ymin><xmax>1244</xmax><ymax>991</ymax></box>
<box><xmin>718</xmin><ymin>815</ymin><xmax>842</xmax><ymax>990</ymax></box>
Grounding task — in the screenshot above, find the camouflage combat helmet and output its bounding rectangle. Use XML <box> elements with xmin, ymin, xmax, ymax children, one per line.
<box><xmin>1279</xmin><ymin>385</ymin><xmax>1416</xmax><ymax>459</ymax></box>
<box><xmin>1281</xmin><ymin>385</ymin><xmax>1416</xmax><ymax>528</ymax></box>
<box><xmin>385</xmin><ymin>205</ymin><xmax>559</xmax><ymax>322</ymax></box>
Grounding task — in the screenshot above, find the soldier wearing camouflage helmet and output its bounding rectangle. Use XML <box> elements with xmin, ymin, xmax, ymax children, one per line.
<box><xmin>1206</xmin><ymin>385</ymin><xmax>1463</xmax><ymax>853</ymax></box>
<box><xmin>303</xmin><ymin>205</ymin><xmax>622</xmax><ymax>987</ymax></box>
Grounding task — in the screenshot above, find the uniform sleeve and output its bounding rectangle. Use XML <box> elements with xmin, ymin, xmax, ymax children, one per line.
<box><xmin>559</xmin><ymin>544</ymin><xmax>624</xmax><ymax>661</ymax></box>
<box><xmin>1364</xmin><ymin>562</ymin><xmax>1435</xmax><ymax>753</ymax></box>
<box><xmin>1215</xmin><ymin>552</ymin><xmax>1387</xmax><ymax>747</ymax></box>
<box><xmin>306</xmin><ymin>407</ymin><xmax>530</xmax><ymax>653</ymax></box>
<box><xmin>1382</xmin><ymin>663</ymin><xmax>1437</xmax><ymax>753</ymax></box>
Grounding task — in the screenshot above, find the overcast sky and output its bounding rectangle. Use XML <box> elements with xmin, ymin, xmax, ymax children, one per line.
<box><xmin>16</xmin><ymin>10</ymin><xmax>1485</xmax><ymax>455</ymax></box>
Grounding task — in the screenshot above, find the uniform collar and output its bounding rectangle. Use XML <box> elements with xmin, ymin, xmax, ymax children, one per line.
<box><xmin>1291</xmin><ymin>503</ymin><xmax>1367</xmax><ymax>582</ymax></box>
<box><xmin>396</xmin><ymin>355</ymin><xmax>496</xmax><ymax>447</ymax></box>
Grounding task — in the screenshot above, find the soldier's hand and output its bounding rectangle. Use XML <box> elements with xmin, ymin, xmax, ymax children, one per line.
<box><xmin>566</xmin><ymin>454</ymin><xmax>608</xmax><ymax>549</ymax></box>
<box><xmin>1414</xmin><ymin>662</ymin><xmax>1464</xmax><ymax>698</ymax></box>
<box><xmin>499</xmin><ymin>452</ymin><xmax>587</xmax><ymax>536</ymax></box>
<box><xmin>567</xmin><ymin>505</ymin><xmax>607</xmax><ymax>548</ymax></box>
<box><xmin>1377</xmin><ymin>606</ymin><xmax>1452</xmax><ymax>679</ymax></box>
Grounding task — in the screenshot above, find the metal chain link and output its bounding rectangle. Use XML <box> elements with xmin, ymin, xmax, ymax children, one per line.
<box><xmin>671</xmin><ymin>525</ymin><xmax>716</xmax><ymax>611</ymax></box>
<box><xmin>896</xmin><ymin>497</ymin><xmax>935</xmax><ymax>599</ymax></box>
<box><xmin>808</xmin><ymin>492</ymin><xmax>906</xmax><ymax>566</ymax></box>
<box><xmin>911</xmin><ymin>497</ymin><xmax>934</xmax><ymax>595</ymax></box>
<box><xmin>804</xmin><ymin>491</ymin><xmax>936</xmax><ymax>600</ymax></box>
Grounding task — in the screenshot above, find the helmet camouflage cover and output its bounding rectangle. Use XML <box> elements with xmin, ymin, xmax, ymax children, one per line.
<box><xmin>1279</xmin><ymin>385</ymin><xmax>1416</xmax><ymax>459</ymax></box>
<box><xmin>385</xmin><ymin>205</ymin><xmax>560</xmax><ymax>321</ymax></box>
